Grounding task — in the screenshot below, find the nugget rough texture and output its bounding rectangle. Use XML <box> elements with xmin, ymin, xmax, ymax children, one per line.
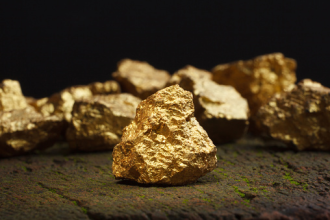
<box><xmin>179</xmin><ymin>77</ymin><xmax>249</xmax><ymax>144</ymax></box>
<box><xmin>0</xmin><ymin>79</ymin><xmax>27</xmax><ymax>111</ymax></box>
<box><xmin>167</xmin><ymin>65</ymin><xmax>212</xmax><ymax>86</ymax></box>
<box><xmin>212</xmin><ymin>53</ymin><xmax>296</xmax><ymax>115</ymax></box>
<box><xmin>0</xmin><ymin>107</ymin><xmax>65</xmax><ymax>157</ymax></box>
<box><xmin>112</xmin><ymin>85</ymin><xmax>217</xmax><ymax>185</ymax></box>
<box><xmin>112</xmin><ymin>59</ymin><xmax>171</xmax><ymax>99</ymax></box>
<box><xmin>66</xmin><ymin>94</ymin><xmax>141</xmax><ymax>151</ymax></box>
<box><xmin>255</xmin><ymin>79</ymin><xmax>330</xmax><ymax>151</ymax></box>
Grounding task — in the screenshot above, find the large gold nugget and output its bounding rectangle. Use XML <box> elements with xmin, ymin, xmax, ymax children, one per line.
<box><xmin>0</xmin><ymin>79</ymin><xmax>27</xmax><ymax>111</ymax></box>
<box><xmin>112</xmin><ymin>85</ymin><xmax>217</xmax><ymax>185</ymax></box>
<box><xmin>167</xmin><ymin>65</ymin><xmax>212</xmax><ymax>86</ymax></box>
<box><xmin>212</xmin><ymin>53</ymin><xmax>296</xmax><ymax>115</ymax></box>
<box><xmin>179</xmin><ymin>76</ymin><xmax>249</xmax><ymax>144</ymax></box>
<box><xmin>255</xmin><ymin>79</ymin><xmax>330</xmax><ymax>151</ymax></box>
<box><xmin>66</xmin><ymin>94</ymin><xmax>141</xmax><ymax>151</ymax></box>
<box><xmin>112</xmin><ymin>59</ymin><xmax>171</xmax><ymax>99</ymax></box>
<box><xmin>0</xmin><ymin>107</ymin><xmax>65</xmax><ymax>157</ymax></box>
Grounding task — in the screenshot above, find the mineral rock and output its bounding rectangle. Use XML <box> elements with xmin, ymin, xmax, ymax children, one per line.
<box><xmin>112</xmin><ymin>85</ymin><xmax>217</xmax><ymax>185</ymax></box>
<box><xmin>178</xmin><ymin>77</ymin><xmax>249</xmax><ymax>144</ymax></box>
<box><xmin>212</xmin><ymin>53</ymin><xmax>297</xmax><ymax>115</ymax></box>
<box><xmin>0</xmin><ymin>79</ymin><xmax>27</xmax><ymax>111</ymax></box>
<box><xmin>112</xmin><ymin>59</ymin><xmax>171</xmax><ymax>99</ymax></box>
<box><xmin>66</xmin><ymin>94</ymin><xmax>141</xmax><ymax>151</ymax></box>
<box><xmin>254</xmin><ymin>79</ymin><xmax>330</xmax><ymax>151</ymax></box>
<box><xmin>167</xmin><ymin>65</ymin><xmax>212</xmax><ymax>86</ymax></box>
<box><xmin>0</xmin><ymin>107</ymin><xmax>65</xmax><ymax>157</ymax></box>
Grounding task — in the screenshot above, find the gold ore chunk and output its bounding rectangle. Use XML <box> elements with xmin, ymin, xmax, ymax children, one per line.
<box><xmin>31</xmin><ymin>81</ymin><xmax>120</xmax><ymax>122</ymax></box>
<box><xmin>167</xmin><ymin>65</ymin><xmax>212</xmax><ymax>86</ymax></box>
<box><xmin>66</xmin><ymin>94</ymin><xmax>141</xmax><ymax>151</ymax></box>
<box><xmin>178</xmin><ymin>75</ymin><xmax>249</xmax><ymax>144</ymax></box>
<box><xmin>112</xmin><ymin>59</ymin><xmax>171</xmax><ymax>99</ymax></box>
<box><xmin>0</xmin><ymin>79</ymin><xmax>27</xmax><ymax>111</ymax></box>
<box><xmin>212</xmin><ymin>53</ymin><xmax>296</xmax><ymax>115</ymax></box>
<box><xmin>0</xmin><ymin>107</ymin><xmax>65</xmax><ymax>157</ymax></box>
<box><xmin>255</xmin><ymin>79</ymin><xmax>330</xmax><ymax>151</ymax></box>
<box><xmin>112</xmin><ymin>85</ymin><xmax>217</xmax><ymax>185</ymax></box>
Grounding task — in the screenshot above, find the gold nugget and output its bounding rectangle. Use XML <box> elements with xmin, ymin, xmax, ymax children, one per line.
<box><xmin>112</xmin><ymin>85</ymin><xmax>217</xmax><ymax>185</ymax></box>
<box><xmin>66</xmin><ymin>94</ymin><xmax>141</xmax><ymax>151</ymax></box>
<box><xmin>212</xmin><ymin>53</ymin><xmax>296</xmax><ymax>115</ymax></box>
<box><xmin>255</xmin><ymin>79</ymin><xmax>330</xmax><ymax>151</ymax></box>
<box><xmin>0</xmin><ymin>79</ymin><xmax>27</xmax><ymax>111</ymax></box>
<box><xmin>178</xmin><ymin>75</ymin><xmax>249</xmax><ymax>144</ymax></box>
<box><xmin>29</xmin><ymin>81</ymin><xmax>120</xmax><ymax>122</ymax></box>
<box><xmin>112</xmin><ymin>59</ymin><xmax>171</xmax><ymax>99</ymax></box>
<box><xmin>167</xmin><ymin>65</ymin><xmax>212</xmax><ymax>86</ymax></box>
<box><xmin>0</xmin><ymin>107</ymin><xmax>65</xmax><ymax>157</ymax></box>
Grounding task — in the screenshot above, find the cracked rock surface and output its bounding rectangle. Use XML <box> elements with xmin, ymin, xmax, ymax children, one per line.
<box><xmin>1</xmin><ymin>138</ymin><xmax>330</xmax><ymax>220</ymax></box>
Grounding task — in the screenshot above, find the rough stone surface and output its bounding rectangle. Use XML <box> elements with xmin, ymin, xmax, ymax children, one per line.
<box><xmin>0</xmin><ymin>79</ymin><xmax>27</xmax><ymax>111</ymax></box>
<box><xmin>254</xmin><ymin>79</ymin><xmax>330</xmax><ymax>151</ymax></box>
<box><xmin>167</xmin><ymin>65</ymin><xmax>212</xmax><ymax>86</ymax></box>
<box><xmin>212</xmin><ymin>53</ymin><xmax>297</xmax><ymax>115</ymax></box>
<box><xmin>66</xmin><ymin>94</ymin><xmax>141</xmax><ymax>151</ymax></box>
<box><xmin>0</xmin><ymin>107</ymin><xmax>65</xmax><ymax>157</ymax></box>
<box><xmin>178</xmin><ymin>77</ymin><xmax>249</xmax><ymax>144</ymax></box>
<box><xmin>112</xmin><ymin>85</ymin><xmax>217</xmax><ymax>185</ymax></box>
<box><xmin>112</xmin><ymin>59</ymin><xmax>171</xmax><ymax>99</ymax></box>
<box><xmin>1</xmin><ymin>138</ymin><xmax>330</xmax><ymax>220</ymax></box>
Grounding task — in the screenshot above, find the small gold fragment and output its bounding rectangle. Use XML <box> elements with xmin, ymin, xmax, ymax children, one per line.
<box><xmin>167</xmin><ymin>65</ymin><xmax>212</xmax><ymax>86</ymax></box>
<box><xmin>112</xmin><ymin>59</ymin><xmax>171</xmax><ymax>99</ymax></box>
<box><xmin>88</xmin><ymin>80</ymin><xmax>121</xmax><ymax>95</ymax></box>
<box><xmin>66</xmin><ymin>94</ymin><xmax>141</xmax><ymax>151</ymax></box>
<box><xmin>112</xmin><ymin>85</ymin><xmax>217</xmax><ymax>185</ymax></box>
<box><xmin>254</xmin><ymin>79</ymin><xmax>330</xmax><ymax>151</ymax></box>
<box><xmin>0</xmin><ymin>79</ymin><xmax>27</xmax><ymax>111</ymax></box>
<box><xmin>212</xmin><ymin>53</ymin><xmax>297</xmax><ymax>115</ymax></box>
<box><xmin>178</xmin><ymin>74</ymin><xmax>249</xmax><ymax>144</ymax></box>
<box><xmin>0</xmin><ymin>107</ymin><xmax>65</xmax><ymax>157</ymax></box>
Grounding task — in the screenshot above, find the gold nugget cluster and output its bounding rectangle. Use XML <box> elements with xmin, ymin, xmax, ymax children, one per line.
<box><xmin>1</xmin><ymin>53</ymin><xmax>330</xmax><ymax>185</ymax></box>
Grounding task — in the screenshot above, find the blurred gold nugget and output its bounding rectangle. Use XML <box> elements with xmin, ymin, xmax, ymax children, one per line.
<box><xmin>112</xmin><ymin>85</ymin><xmax>217</xmax><ymax>185</ymax></box>
<box><xmin>29</xmin><ymin>80</ymin><xmax>120</xmax><ymax>122</ymax></box>
<box><xmin>212</xmin><ymin>53</ymin><xmax>296</xmax><ymax>115</ymax></box>
<box><xmin>112</xmin><ymin>59</ymin><xmax>171</xmax><ymax>99</ymax></box>
<box><xmin>66</xmin><ymin>94</ymin><xmax>141</xmax><ymax>151</ymax></box>
<box><xmin>255</xmin><ymin>79</ymin><xmax>330</xmax><ymax>151</ymax></box>
<box><xmin>167</xmin><ymin>65</ymin><xmax>212</xmax><ymax>86</ymax></box>
<box><xmin>0</xmin><ymin>107</ymin><xmax>65</xmax><ymax>157</ymax></box>
<box><xmin>0</xmin><ymin>79</ymin><xmax>27</xmax><ymax>111</ymax></box>
<box><xmin>168</xmin><ymin>66</ymin><xmax>249</xmax><ymax>143</ymax></box>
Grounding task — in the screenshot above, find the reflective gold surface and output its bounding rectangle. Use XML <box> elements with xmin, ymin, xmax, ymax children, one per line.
<box><xmin>167</xmin><ymin>65</ymin><xmax>212</xmax><ymax>86</ymax></box>
<box><xmin>89</xmin><ymin>80</ymin><xmax>121</xmax><ymax>95</ymax></box>
<box><xmin>212</xmin><ymin>53</ymin><xmax>296</xmax><ymax>115</ymax></box>
<box><xmin>0</xmin><ymin>79</ymin><xmax>27</xmax><ymax>111</ymax></box>
<box><xmin>112</xmin><ymin>85</ymin><xmax>217</xmax><ymax>185</ymax></box>
<box><xmin>0</xmin><ymin>107</ymin><xmax>65</xmax><ymax>157</ymax></box>
<box><xmin>255</xmin><ymin>79</ymin><xmax>330</xmax><ymax>151</ymax></box>
<box><xmin>66</xmin><ymin>94</ymin><xmax>141</xmax><ymax>151</ymax></box>
<box><xmin>179</xmin><ymin>76</ymin><xmax>249</xmax><ymax>144</ymax></box>
<box><xmin>112</xmin><ymin>59</ymin><xmax>171</xmax><ymax>99</ymax></box>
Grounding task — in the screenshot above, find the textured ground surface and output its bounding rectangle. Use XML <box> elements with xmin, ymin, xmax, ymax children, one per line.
<box><xmin>1</xmin><ymin>138</ymin><xmax>330</xmax><ymax>220</ymax></box>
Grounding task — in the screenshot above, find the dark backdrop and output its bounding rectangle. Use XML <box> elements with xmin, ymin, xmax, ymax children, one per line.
<box><xmin>1</xmin><ymin>1</ymin><xmax>329</xmax><ymax>98</ymax></box>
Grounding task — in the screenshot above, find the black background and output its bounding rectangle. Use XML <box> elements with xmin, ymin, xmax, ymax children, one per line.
<box><xmin>1</xmin><ymin>1</ymin><xmax>329</xmax><ymax>98</ymax></box>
